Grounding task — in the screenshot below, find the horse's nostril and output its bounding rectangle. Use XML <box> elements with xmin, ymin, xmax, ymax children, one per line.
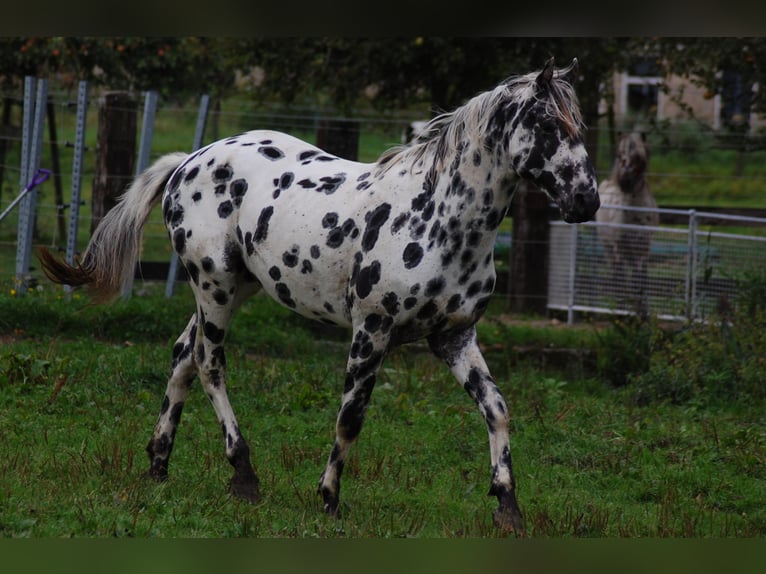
<box><xmin>572</xmin><ymin>192</ymin><xmax>589</xmax><ymax>216</ymax></box>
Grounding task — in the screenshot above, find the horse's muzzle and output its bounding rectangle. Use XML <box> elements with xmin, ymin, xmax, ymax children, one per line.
<box><xmin>561</xmin><ymin>188</ymin><xmax>600</xmax><ymax>223</ymax></box>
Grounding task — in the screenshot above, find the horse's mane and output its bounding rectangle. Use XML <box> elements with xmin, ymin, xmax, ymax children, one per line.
<box><xmin>375</xmin><ymin>62</ymin><xmax>584</xmax><ymax>174</ymax></box>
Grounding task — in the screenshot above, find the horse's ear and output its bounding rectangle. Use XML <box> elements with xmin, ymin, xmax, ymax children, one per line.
<box><xmin>560</xmin><ymin>58</ymin><xmax>579</xmax><ymax>82</ymax></box>
<box><xmin>536</xmin><ymin>57</ymin><xmax>555</xmax><ymax>89</ymax></box>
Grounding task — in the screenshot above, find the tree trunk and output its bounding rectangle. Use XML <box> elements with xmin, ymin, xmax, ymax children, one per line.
<box><xmin>316</xmin><ymin>118</ymin><xmax>359</xmax><ymax>161</ymax></box>
<box><xmin>578</xmin><ymin>75</ymin><xmax>602</xmax><ymax>170</ymax></box>
<box><xmin>210</xmin><ymin>98</ymin><xmax>221</xmax><ymax>143</ymax></box>
<box><xmin>92</xmin><ymin>92</ymin><xmax>136</xmax><ymax>233</ymax></box>
<box><xmin>508</xmin><ymin>181</ymin><xmax>551</xmax><ymax>314</ymax></box>
<box><xmin>0</xmin><ymin>96</ymin><xmax>14</xmax><ymax>205</ymax></box>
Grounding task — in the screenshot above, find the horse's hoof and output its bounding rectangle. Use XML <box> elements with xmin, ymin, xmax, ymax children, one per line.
<box><xmin>493</xmin><ymin>506</ymin><xmax>525</xmax><ymax>534</ymax></box>
<box><xmin>146</xmin><ymin>467</ymin><xmax>168</xmax><ymax>483</ymax></box>
<box><xmin>229</xmin><ymin>477</ymin><xmax>261</xmax><ymax>504</ymax></box>
<box><xmin>318</xmin><ymin>485</ymin><xmax>340</xmax><ymax>518</ymax></box>
<box><xmin>323</xmin><ymin>501</ymin><xmax>342</xmax><ymax>519</ymax></box>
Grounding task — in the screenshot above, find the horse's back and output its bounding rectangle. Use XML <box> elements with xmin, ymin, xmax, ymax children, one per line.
<box><xmin>163</xmin><ymin>129</ymin><xmax>383</xmax><ymax>325</ymax></box>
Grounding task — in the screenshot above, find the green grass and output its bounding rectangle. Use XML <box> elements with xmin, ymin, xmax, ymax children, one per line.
<box><xmin>1</xmin><ymin>282</ymin><xmax>765</xmax><ymax>538</ymax></box>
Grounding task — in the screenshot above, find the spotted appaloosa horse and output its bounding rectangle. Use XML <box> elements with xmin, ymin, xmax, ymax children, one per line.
<box><xmin>39</xmin><ymin>57</ymin><xmax>599</xmax><ymax>532</ymax></box>
<box><xmin>596</xmin><ymin>132</ymin><xmax>658</xmax><ymax>313</ymax></box>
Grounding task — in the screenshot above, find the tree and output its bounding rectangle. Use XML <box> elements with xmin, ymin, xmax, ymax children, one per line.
<box><xmin>650</xmin><ymin>38</ymin><xmax>766</xmax><ymax>175</ymax></box>
<box><xmin>654</xmin><ymin>38</ymin><xmax>766</xmax><ymax>120</ymax></box>
<box><xmin>0</xmin><ymin>37</ymin><xmax>240</xmax><ymax>100</ymax></box>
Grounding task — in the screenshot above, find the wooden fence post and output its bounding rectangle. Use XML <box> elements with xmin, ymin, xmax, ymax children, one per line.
<box><xmin>0</xmin><ymin>96</ymin><xmax>15</xmax><ymax>206</ymax></box>
<box><xmin>92</xmin><ymin>92</ymin><xmax>136</xmax><ymax>233</ymax></box>
<box><xmin>508</xmin><ymin>181</ymin><xmax>551</xmax><ymax>314</ymax></box>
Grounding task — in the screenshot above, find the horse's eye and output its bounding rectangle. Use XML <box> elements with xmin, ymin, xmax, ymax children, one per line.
<box><xmin>540</xmin><ymin>121</ymin><xmax>557</xmax><ymax>134</ymax></box>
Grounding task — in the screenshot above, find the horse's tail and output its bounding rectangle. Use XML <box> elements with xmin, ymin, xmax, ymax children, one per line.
<box><xmin>39</xmin><ymin>152</ymin><xmax>188</xmax><ymax>303</ymax></box>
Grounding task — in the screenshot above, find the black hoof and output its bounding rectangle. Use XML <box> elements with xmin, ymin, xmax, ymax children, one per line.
<box><xmin>318</xmin><ymin>484</ymin><xmax>340</xmax><ymax>518</ymax></box>
<box><xmin>493</xmin><ymin>505</ymin><xmax>524</xmax><ymax>533</ymax></box>
<box><xmin>229</xmin><ymin>472</ymin><xmax>261</xmax><ymax>504</ymax></box>
<box><xmin>229</xmin><ymin>480</ymin><xmax>261</xmax><ymax>504</ymax></box>
<box><xmin>146</xmin><ymin>465</ymin><xmax>168</xmax><ymax>483</ymax></box>
<box><xmin>493</xmin><ymin>490</ymin><xmax>524</xmax><ymax>533</ymax></box>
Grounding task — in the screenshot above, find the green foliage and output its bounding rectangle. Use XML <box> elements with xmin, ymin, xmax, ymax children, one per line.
<box><xmin>590</xmin><ymin>267</ymin><xmax>766</xmax><ymax>406</ymax></box>
<box><xmin>0</xmin><ymin>38</ymin><xmax>238</xmax><ymax>99</ymax></box>
<box><xmin>594</xmin><ymin>315</ymin><xmax>664</xmax><ymax>388</ymax></box>
<box><xmin>1</xmin><ymin>351</ymin><xmax>54</xmax><ymax>386</ymax></box>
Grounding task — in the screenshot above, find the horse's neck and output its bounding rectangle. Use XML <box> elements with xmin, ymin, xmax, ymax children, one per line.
<box><xmin>610</xmin><ymin>174</ymin><xmax>654</xmax><ymax>208</ymax></box>
<box><xmin>429</xmin><ymin>139</ymin><xmax>516</xmax><ymax>219</ymax></box>
<box><xmin>613</xmin><ymin>166</ymin><xmax>647</xmax><ymax>198</ymax></box>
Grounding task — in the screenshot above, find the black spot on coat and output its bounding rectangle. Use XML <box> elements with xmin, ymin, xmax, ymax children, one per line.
<box><xmin>213</xmin><ymin>164</ymin><xmax>233</xmax><ymax>183</ymax></box>
<box><xmin>173</xmin><ymin>228</ymin><xmax>186</xmax><ymax>255</ymax></box>
<box><xmin>275</xmin><ymin>282</ymin><xmax>296</xmax><ymax>308</ymax></box>
<box><xmin>403</xmin><ymin>242</ymin><xmax>424</xmax><ymax>269</ymax></box>
<box><xmin>218</xmin><ymin>200</ymin><xmax>234</xmax><ymax>219</ymax></box>
<box><xmin>356</xmin><ymin>261</ymin><xmax>381</xmax><ymax>299</ymax></box>
<box><xmin>184</xmin><ymin>166</ymin><xmax>200</xmax><ymax>183</ymax></box>
<box><xmin>203</xmin><ymin>321</ymin><xmax>225</xmax><ymax>344</ymax></box>
<box><xmin>362</xmin><ymin>203</ymin><xmax>391</xmax><ymax>251</ymax></box>
<box><xmin>382</xmin><ymin>292</ymin><xmax>400</xmax><ymax>316</ymax></box>
<box><xmin>229</xmin><ymin>179</ymin><xmax>248</xmax><ymax>206</ymax></box>
<box><xmin>254</xmin><ymin>206</ymin><xmax>274</xmax><ymax>243</ymax></box>
<box><xmin>258</xmin><ymin>146</ymin><xmax>285</xmax><ymax>161</ymax></box>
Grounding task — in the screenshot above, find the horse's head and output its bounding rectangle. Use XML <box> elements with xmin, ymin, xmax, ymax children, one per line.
<box><xmin>507</xmin><ymin>58</ymin><xmax>600</xmax><ymax>223</ymax></box>
<box><xmin>614</xmin><ymin>132</ymin><xmax>649</xmax><ymax>192</ymax></box>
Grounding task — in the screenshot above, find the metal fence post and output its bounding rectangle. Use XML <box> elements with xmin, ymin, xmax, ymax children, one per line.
<box><xmin>122</xmin><ymin>90</ymin><xmax>158</xmax><ymax>299</ymax></box>
<box><xmin>685</xmin><ymin>209</ymin><xmax>698</xmax><ymax>320</ymax></box>
<box><xmin>165</xmin><ymin>94</ymin><xmax>210</xmax><ymax>298</ymax></box>
<box><xmin>15</xmin><ymin>77</ymin><xmax>48</xmax><ymax>293</ymax></box>
<box><xmin>64</xmin><ymin>81</ymin><xmax>89</xmax><ymax>295</ymax></box>
<box><xmin>566</xmin><ymin>222</ymin><xmax>579</xmax><ymax>324</ymax></box>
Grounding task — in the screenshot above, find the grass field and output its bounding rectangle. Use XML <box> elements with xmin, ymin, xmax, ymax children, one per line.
<box><xmin>1</xmin><ymin>281</ymin><xmax>765</xmax><ymax>538</ymax></box>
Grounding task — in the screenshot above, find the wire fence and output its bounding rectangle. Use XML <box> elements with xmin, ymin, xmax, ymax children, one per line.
<box><xmin>1</xmin><ymin>80</ymin><xmax>766</xmax><ymax>302</ymax></box>
<box><xmin>548</xmin><ymin>205</ymin><xmax>766</xmax><ymax>323</ymax></box>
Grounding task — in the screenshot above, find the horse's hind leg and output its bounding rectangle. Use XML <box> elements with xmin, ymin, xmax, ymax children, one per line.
<box><xmin>318</xmin><ymin>327</ymin><xmax>389</xmax><ymax>517</ymax></box>
<box><xmin>428</xmin><ymin>326</ymin><xmax>524</xmax><ymax>533</ymax></box>
<box><xmin>147</xmin><ymin>314</ymin><xmax>198</xmax><ymax>481</ymax></box>
<box><xmin>192</xmin><ymin>281</ymin><xmax>261</xmax><ymax>503</ymax></box>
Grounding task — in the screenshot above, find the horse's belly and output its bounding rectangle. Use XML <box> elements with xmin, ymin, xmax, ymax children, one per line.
<box><xmin>251</xmin><ymin>248</ymin><xmax>354</xmax><ymax>328</ymax></box>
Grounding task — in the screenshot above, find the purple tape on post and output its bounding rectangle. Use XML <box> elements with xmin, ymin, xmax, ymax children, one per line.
<box><xmin>27</xmin><ymin>168</ymin><xmax>52</xmax><ymax>191</ymax></box>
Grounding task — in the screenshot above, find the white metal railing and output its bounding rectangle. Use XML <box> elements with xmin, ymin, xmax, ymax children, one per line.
<box><xmin>548</xmin><ymin>205</ymin><xmax>766</xmax><ymax>323</ymax></box>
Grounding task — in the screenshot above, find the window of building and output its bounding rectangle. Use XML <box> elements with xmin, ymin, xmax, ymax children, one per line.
<box><xmin>621</xmin><ymin>58</ymin><xmax>663</xmax><ymax>120</ymax></box>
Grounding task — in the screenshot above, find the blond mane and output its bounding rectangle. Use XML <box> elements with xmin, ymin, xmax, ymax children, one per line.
<box><xmin>376</xmin><ymin>62</ymin><xmax>584</xmax><ymax>175</ymax></box>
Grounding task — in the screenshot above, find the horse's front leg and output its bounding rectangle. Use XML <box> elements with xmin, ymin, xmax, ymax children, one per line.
<box><xmin>318</xmin><ymin>327</ymin><xmax>389</xmax><ymax>517</ymax></box>
<box><xmin>428</xmin><ymin>326</ymin><xmax>524</xmax><ymax>533</ymax></box>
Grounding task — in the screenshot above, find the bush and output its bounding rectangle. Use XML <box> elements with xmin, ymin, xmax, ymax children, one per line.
<box><xmin>605</xmin><ymin>268</ymin><xmax>766</xmax><ymax>406</ymax></box>
<box><xmin>594</xmin><ymin>314</ymin><xmax>664</xmax><ymax>388</ymax></box>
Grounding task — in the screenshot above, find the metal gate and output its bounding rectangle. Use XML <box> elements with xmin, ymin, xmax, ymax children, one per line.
<box><xmin>548</xmin><ymin>206</ymin><xmax>766</xmax><ymax>323</ymax></box>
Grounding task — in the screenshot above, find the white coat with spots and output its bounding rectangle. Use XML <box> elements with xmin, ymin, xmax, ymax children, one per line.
<box><xmin>40</xmin><ymin>58</ymin><xmax>600</xmax><ymax>532</ymax></box>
